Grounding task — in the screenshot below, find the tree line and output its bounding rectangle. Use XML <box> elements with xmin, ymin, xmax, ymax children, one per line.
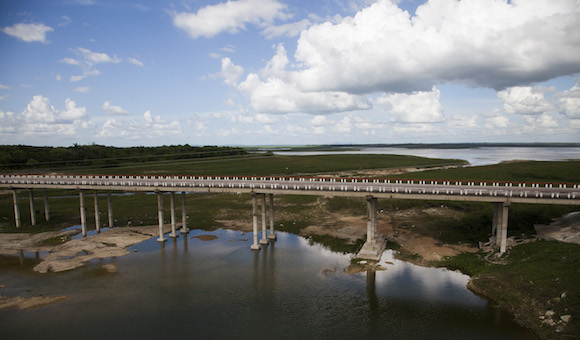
<box><xmin>0</xmin><ymin>144</ymin><xmax>247</xmax><ymax>170</ymax></box>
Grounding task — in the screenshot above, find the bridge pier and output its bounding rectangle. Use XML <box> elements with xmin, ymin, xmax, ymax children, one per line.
<box><xmin>268</xmin><ymin>194</ymin><xmax>276</xmax><ymax>240</ymax></box>
<box><xmin>107</xmin><ymin>192</ymin><xmax>114</xmax><ymax>228</ymax></box>
<box><xmin>180</xmin><ymin>192</ymin><xmax>189</xmax><ymax>234</ymax></box>
<box><xmin>169</xmin><ymin>192</ymin><xmax>178</xmax><ymax>238</ymax></box>
<box><xmin>357</xmin><ymin>196</ymin><xmax>386</xmax><ymax>261</ymax></box>
<box><xmin>492</xmin><ymin>202</ymin><xmax>510</xmax><ymax>254</ymax></box>
<box><xmin>29</xmin><ymin>189</ymin><xmax>36</xmax><ymax>226</ymax></box>
<box><xmin>156</xmin><ymin>191</ymin><xmax>167</xmax><ymax>243</ymax></box>
<box><xmin>12</xmin><ymin>189</ymin><xmax>21</xmax><ymax>228</ymax></box>
<box><xmin>251</xmin><ymin>193</ymin><xmax>261</xmax><ymax>250</ymax></box>
<box><xmin>260</xmin><ymin>194</ymin><xmax>269</xmax><ymax>245</ymax></box>
<box><xmin>43</xmin><ymin>189</ymin><xmax>50</xmax><ymax>221</ymax></box>
<box><xmin>94</xmin><ymin>191</ymin><xmax>101</xmax><ymax>233</ymax></box>
<box><xmin>79</xmin><ymin>191</ymin><xmax>87</xmax><ymax>237</ymax></box>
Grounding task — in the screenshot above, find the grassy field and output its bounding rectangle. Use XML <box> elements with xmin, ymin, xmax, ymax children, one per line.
<box><xmin>33</xmin><ymin>153</ymin><xmax>466</xmax><ymax>177</ymax></box>
<box><xmin>438</xmin><ymin>242</ymin><xmax>580</xmax><ymax>339</ymax></box>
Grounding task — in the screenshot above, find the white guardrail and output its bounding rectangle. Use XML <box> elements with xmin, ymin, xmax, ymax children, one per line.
<box><xmin>1</xmin><ymin>174</ymin><xmax>579</xmax><ymax>201</ymax></box>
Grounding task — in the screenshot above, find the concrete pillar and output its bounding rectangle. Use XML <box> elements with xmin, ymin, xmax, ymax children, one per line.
<box><xmin>43</xmin><ymin>189</ymin><xmax>50</xmax><ymax>221</ymax></box>
<box><xmin>29</xmin><ymin>189</ymin><xmax>36</xmax><ymax>226</ymax></box>
<box><xmin>251</xmin><ymin>193</ymin><xmax>261</xmax><ymax>250</ymax></box>
<box><xmin>356</xmin><ymin>196</ymin><xmax>386</xmax><ymax>261</ymax></box>
<box><xmin>94</xmin><ymin>191</ymin><xmax>101</xmax><ymax>233</ymax></box>
<box><xmin>12</xmin><ymin>189</ymin><xmax>21</xmax><ymax>228</ymax></box>
<box><xmin>169</xmin><ymin>192</ymin><xmax>178</xmax><ymax>238</ymax></box>
<box><xmin>371</xmin><ymin>197</ymin><xmax>378</xmax><ymax>245</ymax></box>
<box><xmin>268</xmin><ymin>194</ymin><xmax>276</xmax><ymax>240</ymax></box>
<box><xmin>499</xmin><ymin>203</ymin><xmax>509</xmax><ymax>254</ymax></box>
<box><xmin>492</xmin><ymin>202</ymin><xmax>500</xmax><ymax>237</ymax></box>
<box><xmin>366</xmin><ymin>196</ymin><xmax>374</xmax><ymax>247</ymax></box>
<box><xmin>260</xmin><ymin>194</ymin><xmax>268</xmax><ymax>245</ymax></box>
<box><xmin>180</xmin><ymin>192</ymin><xmax>189</xmax><ymax>234</ymax></box>
<box><xmin>79</xmin><ymin>191</ymin><xmax>87</xmax><ymax>237</ymax></box>
<box><xmin>157</xmin><ymin>191</ymin><xmax>167</xmax><ymax>243</ymax></box>
<box><xmin>107</xmin><ymin>192</ymin><xmax>114</xmax><ymax>228</ymax></box>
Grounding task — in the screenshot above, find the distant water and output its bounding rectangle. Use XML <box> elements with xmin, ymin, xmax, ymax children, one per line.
<box><xmin>0</xmin><ymin>229</ymin><xmax>537</xmax><ymax>339</ymax></box>
<box><xmin>275</xmin><ymin>146</ymin><xmax>580</xmax><ymax>166</ymax></box>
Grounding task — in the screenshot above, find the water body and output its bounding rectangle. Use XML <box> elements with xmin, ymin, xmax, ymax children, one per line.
<box><xmin>275</xmin><ymin>146</ymin><xmax>580</xmax><ymax>166</ymax></box>
<box><xmin>0</xmin><ymin>229</ymin><xmax>536</xmax><ymax>339</ymax></box>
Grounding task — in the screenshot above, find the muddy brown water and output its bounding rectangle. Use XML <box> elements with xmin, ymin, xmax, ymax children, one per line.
<box><xmin>0</xmin><ymin>229</ymin><xmax>537</xmax><ymax>339</ymax></box>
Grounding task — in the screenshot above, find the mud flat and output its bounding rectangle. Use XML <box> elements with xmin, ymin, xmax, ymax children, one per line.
<box><xmin>0</xmin><ymin>226</ymin><xmax>162</xmax><ymax>273</ymax></box>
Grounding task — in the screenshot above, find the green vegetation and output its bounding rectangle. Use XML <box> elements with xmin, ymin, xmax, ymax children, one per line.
<box><xmin>66</xmin><ymin>153</ymin><xmax>464</xmax><ymax>177</ymax></box>
<box><xmin>0</xmin><ymin>144</ymin><xmax>247</xmax><ymax>171</ymax></box>
<box><xmin>437</xmin><ymin>242</ymin><xmax>580</xmax><ymax>339</ymax></box>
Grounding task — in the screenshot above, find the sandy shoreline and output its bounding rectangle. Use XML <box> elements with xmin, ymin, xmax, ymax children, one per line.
<box><xmin>0</xmin><ymin>225</ymin><xmax>162</xmax><ymax>273</ymax></box>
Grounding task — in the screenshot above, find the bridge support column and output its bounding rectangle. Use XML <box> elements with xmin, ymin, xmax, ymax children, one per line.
<box><xmin>94</xmin><ymin>191</ymin><xmax>101</xmax><ymax>233</ymax></box>
<box><xmin>268</xmin><ymin>194</ymin><xmax>276</xmax><ymax>240</ymax></box>
<box><xmin>180</xmin><ymin>192</ymin><xmax>189</xmax><ymax>234</ymax></box>
<box><xmin>356</xmin><ymin>196</ymin><xmax>386</xmax><ymax>261</ymax></box>
<box><xmin>43</xmin><ymin>189</ymin><xmax>50</xmax><ymax>221</ymax></box>
<box><xmin>12</xmin><ymin>189</ymin><xmax>21</xmax><ymax>228</ymax></box>
<box><xmin>156</xmin><ymin>191</ymin><xmax>167</xmax><ymax>243</ymax></box>
<box><xmin>79</xmin><ymin>191</ymin><xmax>87</xmax><ymax>237</ymax></box>
<box><xmin>107</xmin><ymin>192</ymin><xmax>114</xmax><ymax>228</ymax></box>
<box><xmin>498</xmin><ymin>202</ymin><xmax>509</xmax><ymax>254</ymax></box>
<box><xmin>260</xmin><ymin>194</ymin><xmax>269</xmax><ymax>245</ymax></box>
<box><xmin>251</xmin><ymin>193</ymin><xmax>261</xmax><ymax>250</ymax></box>
<box><xmin>492</xmin><ymin>202</ymin><xmax>500</xmax><ymax>238</ymax></box>
<box><xmin>29</xmin><ymin>189</ymin><xmax>36</xmax><ymax>226</ymax></box>
<box><xmin>169</xmin><ymin>192</ymin><xmax>178</xmax><ymax>238</ymax></box>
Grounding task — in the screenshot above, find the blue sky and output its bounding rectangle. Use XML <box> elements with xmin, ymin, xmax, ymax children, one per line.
<box><xmin>0</xmin><ymin>0</ymin><xmax>579</xmax><ymax>147</ymax></box>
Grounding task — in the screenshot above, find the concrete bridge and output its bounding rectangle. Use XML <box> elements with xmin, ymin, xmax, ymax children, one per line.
<box><xmin>1</xmin><ymin>174</ymin><xmax>579</xmax><ymax>259</ymax></box>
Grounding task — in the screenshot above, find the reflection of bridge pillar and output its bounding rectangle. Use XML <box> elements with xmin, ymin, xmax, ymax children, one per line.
<box><xmin>357</xmin><ymin>196</ymin><xmax>386</xmax><ymax>261</ymax></box>
<box><xmin>169</xmin><ymin>192</ymin><xmax>178</xmax><ymax>238</ymax></box>
<box><xmin>156</xmin><ymin>191</ymin><xmax>167</xmax><ymax>243</ymax></box>
<box><xmin>107</xmin><ymin>192</ymin><xmax>114</xmax><ymax>228</ymax></box>
<box><xmin>43</xmin><ymin>189</ymin><xmax>50</xmax><ymax>221</ymax></box>
<box><xmin>79</xmin><ymin>191</ymin><xmax>87</xmax><ymax>237</ymax></box>
<box><xmin>180</xmin><ymin>192</ymin><xmax>190</xmax><ymax>234</ymax></box>
<box><xmin>260</xmin><ymin>194</ymin><xmax>269</xmax><ymax>245</ymax></box>
<box><xmin>29</xmin><ymin>189</ymin><xmax>36</xmax><ymax>226</ymax></box>
<box><xmin>268</xmin><ymin>194</ymin><xmax>277</xmax><ymax>240</ymax></box>
<box><xmin>12</xmin><ymin>189</ymin><xmax>21</xmax><ymax>228</ymax></box>
<box><xmin>251</xmin><ymin>193</ymin><xmax>261</xmax><ymax>250</ymax></box>
<box><xmin>94</xmin><ymin>191</ymin><xmax>101</xmax><ymax>233</ymax></box>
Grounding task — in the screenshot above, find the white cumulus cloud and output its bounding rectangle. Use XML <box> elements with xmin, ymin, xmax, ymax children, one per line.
<box><xmin>102</xmin><ymin>101</ymin><xmax>130</xmax><ymax>115</ymax></box>
<box><xmin>291</xmin><ymin>0</ymin><xmax>580</xmax><ymax>94</ymax></box>
<box><xmin>237</xmin><ymin>44</ymin><xmax>370</xmax><ymax>114</ymax></box>
<box><xmin>556</xmin><ymin>82</ymin><xmax>580</xmax><ymax>119</ymax></box>
<box><xmin>16</xmin><ymin>95</ymin><xmax>89</xmax><ymax>136</ymax></box>
<box><xmin>60</xmin><ymin>47</ymin><xmax>121</xmax><ymax>82</ymax></box>
<box><xmin>498</xmin><ymin>86</ymin><xmax>555</xmax><ymax>115</ymax></box>
<box><xmin>2</xmin><ymin>23</ymin><xmax>53</xmax><ymax>43</ymax></box>
<box><xmin>173</xmin><ymin>0</ymin><xmax>289</xmax><ymax>39</ymax></box>
<box><xmin>377</xmin><ymin>86</ymin><xmax>445</xmax><ymax>123</ymax></box>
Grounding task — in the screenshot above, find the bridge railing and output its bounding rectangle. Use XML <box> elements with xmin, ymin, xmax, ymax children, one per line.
<box><xmin>1</xmin><ymin>173</ymin><xmax>579</xmax><ymax>190</ymax></box>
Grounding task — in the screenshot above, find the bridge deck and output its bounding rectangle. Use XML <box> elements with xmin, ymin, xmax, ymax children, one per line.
<box><xmin>1</xmin><ymin>174</ymin><xmax>579</xmax><ymax>205</ymax></box>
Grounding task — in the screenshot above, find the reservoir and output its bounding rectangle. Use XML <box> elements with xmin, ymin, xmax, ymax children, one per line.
<box><xmin>275</xmin><ymin>145</ymin><xmax>580</xmax><ymax>166</ymax></box>
<box><xmin>0</xmin><ymin>229</ymin><xmax>537</xmax><ymax>339</ymax></box>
